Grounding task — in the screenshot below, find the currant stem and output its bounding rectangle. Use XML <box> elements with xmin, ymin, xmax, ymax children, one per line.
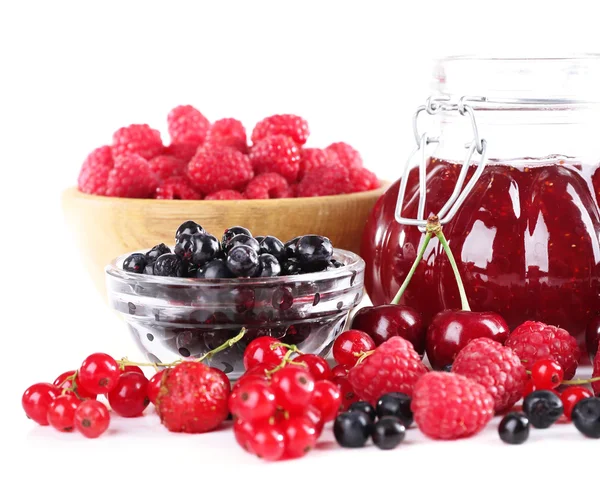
<box><xmin>355</xmin><ymin>350</ymin><xmax>375</xmax><ymax>366</ymax></box>
<box><xmin>266</xmin><ymin>349</ymin><xmax>297</xmax><ymax>376</ymax></box>
<box><xmin>561</xmin><ymin>376</ymin><xmax>600</xmax><ymax>385</ymax></box>
<box><xmin>391</xmin><ymin>232</ymin><xmax>432</xmax><ymax>305</ymax></box>
<box><xmin>435</xmin><ymin>228</ymin><xmax>471</xmax><ymax>312</ymax></box>
<box><xmin>198</xmin><ymin>327</ymin><xmax>247</xmax><ymax>363</ymax></box>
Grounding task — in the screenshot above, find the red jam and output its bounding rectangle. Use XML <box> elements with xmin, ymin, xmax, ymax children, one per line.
<box><xmin>362</xmin><ymin>157</ymin><xmax>600</xmax><ymax>347</ymax></box>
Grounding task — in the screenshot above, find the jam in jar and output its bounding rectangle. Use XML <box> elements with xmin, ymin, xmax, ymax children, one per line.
<box><xmin>362</xmin><ymin>56</ymin><xmax>600</xmax><ymax>349</ymax></box>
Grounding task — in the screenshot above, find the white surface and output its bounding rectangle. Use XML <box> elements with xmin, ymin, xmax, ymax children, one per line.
<box><xmin>2</xmin><ymin>1</ymin><xmax>599</xmax><ymax>501</ymax></box>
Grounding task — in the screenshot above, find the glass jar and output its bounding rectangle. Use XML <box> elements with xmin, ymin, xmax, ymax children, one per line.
<box><xmin>362</xmin><ymin>56</ymin><xmax>600</xmax><ymax>348</ymax></box>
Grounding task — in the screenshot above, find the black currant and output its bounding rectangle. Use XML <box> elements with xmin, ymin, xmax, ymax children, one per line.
<box><xmin>498</xmin><ymin>412</ymin><xmax>530</xmax><ymax>444</ymax></box>
<box><xmin>228</xmin><ymin>234</ymin><xmax>260</xmax><ymax>255</ymax></box>
<box><xmin>196</xmin><ymin>259</ymin><xmax>234</xmax><ymax>279</ymax></box>
<box><xmin>175</xmin><ymin>220</ymin><xmax>204</xmax><ymax>240</ymax></box>
<box><xmin>259</xmin><ymin>236</ymin><xmax>285</xmax><ymax>261</ymax></box>
<box><xmin>281</xmin><ymin>258</ymin><xmax>302</xmax><ymax>276</ymax></box>
<box><xmin>333</xmin><ymin>411</ymin><xmax>371</xmax><ymax>448</ymax></box>
<box><xmin>348</xmin><ymin>401</ymin><xmax>377</xmax><ymax>422</ymax></box>
<box><xmin>256</xmin><ymin>254</ymin><xmax>281</xmax><ymax>277</ymax></box>
<box><xmin>145</xmin><ymin>243</ymin><xmax>171</xmax><ymax>263</ymax></box>
<box><xmin>522</xmin><ymin>390</ymin><xmax>564</xmax><ymax>429</ymax></box>
<box><xmin>284</xmin><ymin>236</ymin><xmax>301</xmax><ymax>259</ymax></box>
<box><xmin>572</xmin><ymin>397</ymin><xmax>600</xmax><ymax>438</ymax></box>
<box><xmin>123</xmin><ymin>253</ymin><xmax>147</xmax><ymax>273</ymax></box>
<box><xmin>296</xmin><ymin>235</ymin><xmax>333</xmax><ymax>267</ymax></box>
<box><xmin>222</xmin><ymin>226</ymin><xmax>252</xmax><ymax>251</ymax></box>
<box><xmin>153</xmin><ymin>253</ymin><xmax>184</xmax><ymax>277</ymax></box>
<box><xmin>191</xmin><ymin>234</ymin><xmax>221</xmax><ymax>266</ymax></box>
<box><xmin>376</xmin><ymin>392</ymin><xmax>413</xmax><ymax>427</ymax></box>
<box><xmin>226</xmin><ymin>245</ymin><xmax>260</xmax><ymax>277</ymax></box>
<box><xmin>371</xmin><ymin>416</ymin><xmax>406</xmax><ymax>450</ymax></box>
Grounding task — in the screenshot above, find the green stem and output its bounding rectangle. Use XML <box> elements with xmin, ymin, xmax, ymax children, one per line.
<box><xmin>391</xmin><ymin>232</ymin><xmax>432</xmax><ymax>305</ymax></box>
<box><xmin>561</xmin><ymin>376</ymin><xmax>600</xmax><ymax>385</ymax></box>
<box><xmin>198</xmin><ymin>327</ymin><xmax>247</xmax><ymax>362</ymax></box>
<box><xmin>435</xmin><ymin>228</ymin><xmax>471</xmax><ymax>312</ymax></box>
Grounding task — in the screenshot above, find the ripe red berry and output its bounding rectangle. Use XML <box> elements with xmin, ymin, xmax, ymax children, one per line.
<box><xmin>78</xmin><ymin>353</ymin><xmax>121</xmax><ymax>395</ymax></box>
<box><xmin>331</xmin><ymin>364</ymin><xmax>350</xmax><ymax>379</ymax></box>
<box><xmin>593</xmin><ymin>350</ymin><xmax>600</xmax><ymax>396</ymax></box>
<box><xmin>296</xmin><ymin>161</ymin><xmax>351</xmax><ymax>197</ymax></box>
<box><xmin>188</xmin><ymin>146</ymin><xmax>253</xmax><ymax>194</ymax></box>
<box><xmin>105</xmin><ymin>154</ymin><xmax>157</xmax><ymax>198</ymax></box>
<box><xmin>107</xmin><ymin>371</ymin><xmax>150</xmax><ymax>417</ymax></box>
<box><xmin>78</xmin><ymin>145</ymin><xmax>113</xmax><ymax>195</ymax></box>
<box><xmin>121</xmin><ymin>365</ymin><xmax>144</xmax><ymax>376</ymax></box>
<box><xmin>112</xmin><ymin>124</ymin><xmax>163</xmax><ymax>160</ymax></box>
<box><xmin>325</xmin><ymin>142</ymin><xmax>364</xmax><ymax>171</ymax></box>
<box><xmin>335</xmin><ymin>376</ymin><xmax>359</xmax><ymax>411</ymax></box>
<box><xmin>74</xmin><ymin>400</ymin><xmax>110</xmax><ymax>438</ymax></box>
<box><xmin>251</xmin><ymin>114</ymin><xmax>309</xmax><ymax>146</ymax></box>
<box><xmin>244</xmin><ymin>172</ymin><xmax>292</xmax><ymax>199</ymax></box>
<box><xmin>233</xmin><ymin>418</ymin><xmax>256</xmax><ymax>452</ymax></box>
<box><xmin>156</xmin><ymin>175</ymin><xmax>202</xmax><ymax>200</ymax></box>
<box><xmin>293</xmin><ymin>354</ymin><xmax>332</xmax><ymax>381</ymax></box>
<box><xmin>249</xmin><ymin>134</ymin><xmax>301</xmax><ymax>183</ymax></box>
<box><xmin>270</xmin><ymin>366</ymin><xmax>315</xmax><ymax>414</ymax></box>
<box><xmin>243</xmin><ymin>336</ymin><xmax>287</xmax><ymax>370</ymax></box>
<box><xmin>310</xmin><ymin>380</ymin><xmax>342</xmax><ymax>422</ymax></box>
<box><xmin>53</xmin><ymin>371</ymin><xmax>97</xmax><ymax>400</ymax></box>
<box><xmin>167</xmin><ymin>105</ymin><xmax>210</xmax><ymax>147</ymax></box>
<box><xmin>531</xmin><ymin>359</ymin><xmax>564</xmax><ymax>390</ymax></box>
<box><xmin>298</xmin><ymin>148</ymin><xmax>330</xmax><ymax>181</ymax></box>
<box><xmin>561</xmin><ymin>386</ymin><xmax>593</xmax><ymax>420</ymax></box>
<box><xmin>524</xmin><ymin>378</ymin><xmax>536</xmax><ymax>397</ymax></box>
<box><xmin>228</xmin><ymin>381</ymin><xmax>276</xmax><ymax>423</ymax></box>
<box><xmin>147</xmin><ymin>370</ymin><xmax>166</xmax><ymax>405</ymax></box>
<box><xmin>47</xmin><ymin>395</ymin><xmax>81</xmax><ymax>432</ymax></box>
<box><xmin>282</xmin><ymin>416</ymin><xmax>318</xmax><ymax>459</ymax></box>
<box><xmin>204</xmin><ymin>189</ymin><xmax>245</xmax><ymax>200</ymax></box>
<box><xmin>205</xmin><ymin>118</ymin><xmax>248</xmax><ymax>153</ymax></box>
<box><xmin>247</xmin><ymin>423</ymin><xmax>286</xmax><ymax>461</ymax></box>
<box><xmin>22</xmin><ymin>383</ymin><xmax>59</xmax><ymax>426</ymax></box>
<box><xmin>332</xmin><ymin>330</ymin><xmax>376</xmax><ymax>367</ymax></box>
<box><xmin>148</xmin><ymin>155</ymin><xmax>187</xmax><ymax>181</ymax></box>
<box><xmin>232</xmin><ymin>372</ymin><xmax>270</xmax><ymax>394</ymax></box>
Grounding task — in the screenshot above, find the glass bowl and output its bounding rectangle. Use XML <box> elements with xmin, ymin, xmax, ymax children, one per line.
<box><xmin>105</xmin><ymin>249</ymin><xmax>365</xmax><ymax>379</ymax></box>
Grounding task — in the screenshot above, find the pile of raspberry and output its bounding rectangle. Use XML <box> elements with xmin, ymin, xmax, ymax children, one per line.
<box><xmin>77</xmin><ymin>106</ymin><xmax>380</xmax><ymax>200</ymax></box>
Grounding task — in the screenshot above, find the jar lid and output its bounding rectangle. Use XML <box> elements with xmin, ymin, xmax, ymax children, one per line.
<box><xmin>433</xmin><ymin>55</ymin><xmax>600</xmax><ymax>108</ymax></box>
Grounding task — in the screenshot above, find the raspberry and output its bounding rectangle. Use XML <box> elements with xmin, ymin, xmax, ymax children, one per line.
<box><xmin>105</xmin><ymin>155</ymin><xmax>157</xmax><ymax>198</ymax></box>
<box><xmin>167</xmin><ymin>105</ymin><xmax>210</xmax><ymax>147</ymax></box>
<box><xmin>347</xmin><ymin>336</ymin><xmax>428</xmax><ymax>404</ymax></box>
<box><xmin>348</xmin><ymin>167</ymin><xmax>380</xmax><ymax>192</ymax></box>
<box><xmin>251</xmin><ymin>114</ymin><xmax>309</xmax><ymax>146</ymax></box>
<box><xmin>245</xmin><ymin>173</ymin><xmax>292</xmax><ymax>199</ymax></box>
<box><xmin>298</xmin><ymin>148</ymin><xmax>330</xmax><ymax>181</ymax></box>
<box><xmin>452</xmin><ymin>338</ymin><xmax>527</xmax><ymax>413</ymax></box>
<box><xmin>326</xmin><ymin>142</ymin><xmax>363</xmax><ymax>171</ymax></box>
<box><xmin>249</xmin><ymin>135</ymin><xmax>301</xmax><ymax>183</ymax></box>
<box><xmin>412</xmin><ymin>371</ymin><xmax>494</xmax><ymax>440</ymax></box>
<box><xmin>112</xmin><ymin>124</ymin><xmax>163</xmax><ymax>160</ymax></box>
<box><xmin>205</xmin><ymin>118</ymin><xmax>247</xmax><ymax>153</ymax></box>
<box><xmin>188</xmin><ymin>146</ymin><xmax>253</xmax><ymax>194</ymax></box>
<box><xmin>505</xmin><ymin>321</ymin><xmax>581</xmax><ymax>380</ymax></box>
<box><xmin>163</xmin><ymin>143</ymin><xmax>198</xmax><ymax>162</ymax></box>
<box><xmin>593</xmin><ymin>350</ymin><xmax>600</xmax><ymax>396</ymax></box>
<box><xmin>156</xmin><ymin>176</ymin><xmax>201</xmax><ymax>200</ymax></box>
<box><xmin>78</xmin><ymin>146</ymin><xmax>114</xmax><ymax>195</ymax></box>
<box><xmin>296</xmin><ymin>162</ymin><xmax>350</xmax><ymax>197</ymax></box>
<box><xmin>205</xmin><ymin>190</ymin><xmax>246</xmax><ymax>200</ymax></box>
<box><xmin>148</xmin><ymin>155</ymin><xmax>187</xmax><ymax>180</ymax></box>
<box><xmin>156</xmin><ymin>362</ymin><xmax>230</xmax><ymax>433</ymax></box>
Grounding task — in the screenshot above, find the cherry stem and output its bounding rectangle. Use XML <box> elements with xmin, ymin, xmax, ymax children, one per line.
<box><xmin>391</xmin><ymin>232</ymin><xmax>432</xmax><ymax>305</ymax></box>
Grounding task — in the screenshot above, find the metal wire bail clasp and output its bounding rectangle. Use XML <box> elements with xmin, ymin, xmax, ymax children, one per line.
<box><xmin>394</xmin><ymin>95</ymin><xmax>488</xmax><ymax>229</ymax></box>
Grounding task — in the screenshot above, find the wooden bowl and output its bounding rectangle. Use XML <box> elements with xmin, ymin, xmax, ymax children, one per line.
<box><xmin>62</xmin><ymin>184</ymin><xmax>387</xmax><ymax>296</ymax></box>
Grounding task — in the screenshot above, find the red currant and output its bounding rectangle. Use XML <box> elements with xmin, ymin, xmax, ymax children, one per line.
<box><xmin>232</xmin><ymin>373</ymin><xmax>269</xmax><ymax>393</ymax></box>
<box><xmin>243</xmin><ymin>337</ymin><xmax>287</xmax><ymax>370</ymax></box>
<box><xmin>331</xmin><ymin>364</ymin><xmax>350</xmax><ymax>379</ymax></box>
<box><xmin>107</xmin><ymin>371</ymin><xmax>150</xmax><ymax>417</ymax></box>
<box><xmin>523</xmin><ymin>377</ymin><xmax>536</xmax><ymax>397</ymax></box>
<box><xmin>293</xmin><ymin>354</ymin><xmax>331</xmax><ymax>381</ymax></box>
<box><xmin>74</xmin><ymin>400</ymin><xmax>110</xmax><ymax>438</ymax></box>
<box><xmin>282</xmin><ymin>416</ymin><xmax>318</xmax><ymax>459</ymax></box>
<box><xmin>332</xmin><ymin>330</ymin><xmax>375</xmax><ymax>367</ymax></box>
<box><xmin>229</xmin><ymin>381</ymin><xmax>276</xmax><ymax>422</ymax></box>
<box><xmin>233</xmin><ymin>418</ymin><xmax>256</xmax><ymax>452</ymax></box>
<box><xmin>270</xmin><ymin>366</ymin><xmax>315</xmax><ymax>414</ymax></box>
<box><xmin>310</xmin><ymin>380</ymin><xmax>342</xmax><ymax>422</ymax></box>
<box><xmin>121</xmin><ymin>365</ymin><xmax>144</xmax><ymax>376</ymax></box>
<box><xmin>47</xmin><ymin>395</ymin><xmax>80</xmax><ymax>432</ymax></box>
<box><xmin>78</xmin><ymin>353</ymin><xmax>120</xmax><ymax>395</ymax></box>
<box><xmin>561</xmin><ymin>386</ymin><xmax>593</xmax><ymax>420</ymax></box>
<box><xmin>334</xmin><ymin>375</ymin><xmax>358</xmax><ymax>411</ymax></box>
<box><xmin>301</xmin><ymin>405</ymin><xmax>324</xmax><ymax>436</ymax></box>
<box><xmin>147</xmin><ymin>370</ymin><xmax>166</xmax><ymax>405</ymax></box>
<box><xmin>53</xmin><ymin>370</ymin><xmax>97</xmax><ymax>400</ymax></box>
<box><xmin>22</xmin><ymin>383</ymin><xmax>59</xmax><ymax>426</ymax></box>
<box><xmin>531</xmin><ymin>359</ymin><xmax>564</xmax><ymax>390</ymax></box>
<box><xmin>247</xmin><ymin>423</ymin><xmax>286</xmax><ymax>461</ymax></box>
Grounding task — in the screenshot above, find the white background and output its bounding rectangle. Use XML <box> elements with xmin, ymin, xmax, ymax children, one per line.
<box><xmin>1</xmin><ymin>1</ymin><xmax>599</xmax><ymax>501</ymax></box>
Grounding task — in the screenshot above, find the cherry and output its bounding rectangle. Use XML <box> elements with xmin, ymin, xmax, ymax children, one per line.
<box><xmin>22</xmin><ymin>383</ymin><xmax>59</xmax><ymax>426</ymax></box>
<box><xmin>586</xmin><ymin>315</ymin><xmax>600</xmax><ymax>359</ymax></box>
<box><xmin>310</xmin><ymin>380</ymin><xmax>342</xmax><ymax>422</ymax></box>
<box><xmin>53</xmin><ymin>370</ymin><xmax>97</xmax><ymax>400</ymax></box>
<box><xmin>331</xmin><ymin>364</ymin><xmax>350</xmax><ymax>379</ymax></box>
<box><xmin>243</xmin><ymin>336</ymin><xmax>287</xmax><ymax>370</ymax></box>
<box><xmin>425</xmin><ymin>310</ymin><xmax>509</xmax><ymax>369</ymax></box>
<box><xmin>561</xmin><ymin>386</ymin><xmax>593</xmax><ymax>420</ymax></box>
<box><xmin>351</xmin><ymin>304</ymin><xmax>426</xmax><ymax>356</ymax></box>
<box><xmin>332</xmin><ymin>330</ymin><xmax>376</xmax><ymax>367</ymax></box>
<box><xmin>147</xmin><ymin>370</ymin><xmax>166</xmax><ymax>405</ymax></box>
<box><xmin>270</xmin><ymin>366</ymin><xmax>315</xmax><ymax>414</ymax></box>
<box><xmin>233</xmin><ymin>418</ymin><xmax>256</xmax><ymax>452</ymax></box>
<box><xmin>531</xmin><ymin>359</ymin><xmax>564</xmax><ymax>390</ymax></box>
<box><xmin>247</xmin><ymin>422</ymin><xmax>286</xmax><ymax>461</ymax></box>
<box><xmin>47</xmin><ymin>395</ymin><xmax>80</xmax><ymax>432</ymax></box>
<box><xmin>74</xmin><ymin>400</ymin><xmax>110</xmax><ymax>438</ymax></box>
<box><xmin>281</xmin><ymin>416</ymin><xmax>318</xmax><ymax>459</ymax></box>
<box><xmin>293</xmin><ymin>354</ymin><xmax>331</xmax><ymax>381</ymax></box>
<box><xmin>228</xmin><ymin>381</ymin><xmax>276</xmax><ymax>422</ymax></box>
<box><xmin>107</xmin><ymin>371</ymin><xmax>150</xmax><ymax>417</ymax></box>
<box><xmin>78</xmin><ymin>353</ymin><xmax>120</xmax><ymax>395</ymax></box>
